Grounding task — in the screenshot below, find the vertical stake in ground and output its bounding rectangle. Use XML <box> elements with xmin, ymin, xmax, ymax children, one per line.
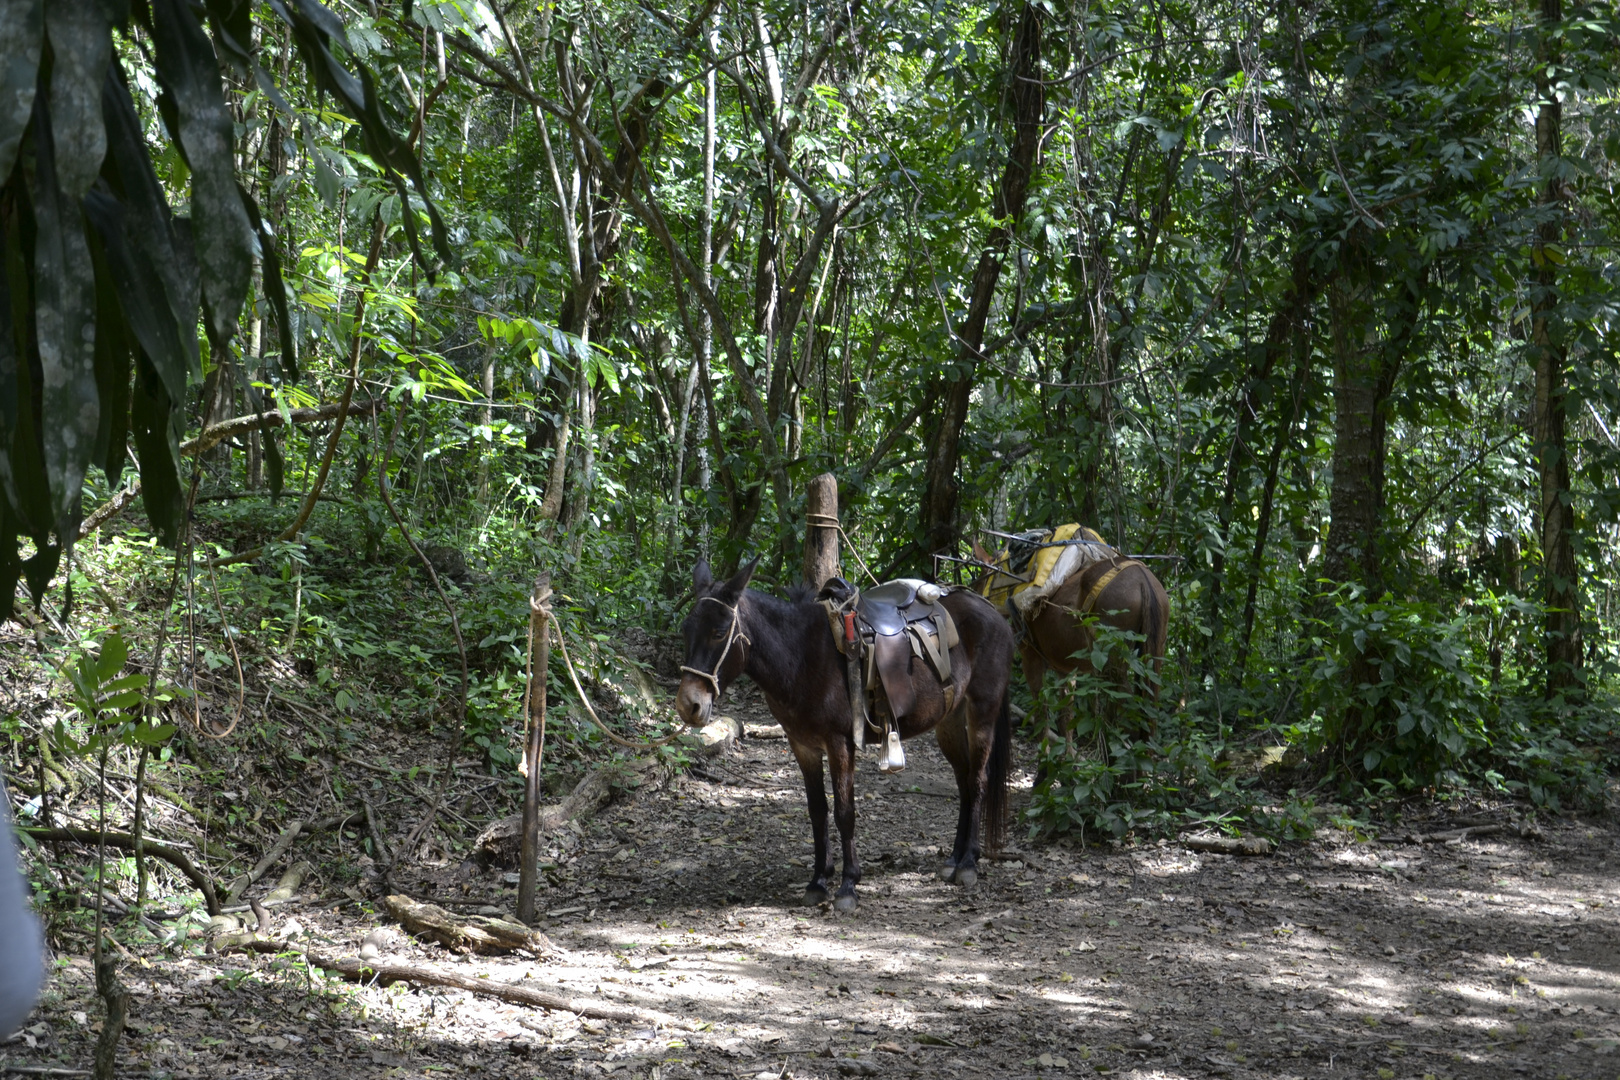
<box><xmin>804</xmin><ymin>472</ymin><xmax>840</xmax><ymax>591</ymax></box>
<box><xmin>517</xmin><ymin>572</ymin><xmax>553</xmax><ymax>925</ymax></box>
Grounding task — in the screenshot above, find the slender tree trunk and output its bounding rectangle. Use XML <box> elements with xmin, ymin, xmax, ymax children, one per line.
<box><xmin>669</xmin><ymin>24</ymin><xmax>719</xmax><ymax>570</ymax></box>
<box><xmin>920</xmin><ymin>2</ymin><xmax>1044</xmax><ymax>554</ymax></box>
<box><xmin>1238</xmin><ymin>330</ymin><xmax>1312</xmax><ymax>676</ymax></box>
<box><xmin>247</xmin><ymin>308</ymin><xmax>262</xmax><ymax>489</ymax></box>
<box><xmin>478</xmin><ymin>348</ymin><xmax>495</xmax><ymax>510</ymax></box>
<box><xmin>1531</xmin><ymin>0</ymin><xmax>1582</xmax><ymax>697</ymax></box>
<box><xmin>1203</xmin><ymin>250</ymin><xmax>1317</xmax><ymax>666</ymax></box>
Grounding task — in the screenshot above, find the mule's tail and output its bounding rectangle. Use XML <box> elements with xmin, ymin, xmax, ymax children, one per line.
<box><xmin>1137</xmin><ymin>570</ymin><xmax>1166</xmax><ymax>700</ymax></box>
<box><xmin>984</xmin><ymin>687</ymin><xmax>1012</xmax><ymax>854</ymax></box>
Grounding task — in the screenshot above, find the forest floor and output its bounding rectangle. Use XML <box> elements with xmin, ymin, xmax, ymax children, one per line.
<box><xmin>5</xmin><ymin>683</ymin><xmax>1619</xmax><ymax>1080</ymax></box>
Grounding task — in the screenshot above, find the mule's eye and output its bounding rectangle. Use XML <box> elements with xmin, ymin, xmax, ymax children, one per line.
<box><xmin>709</xmin><ymin>628</ymin><xmax>724</xmax><ymax>640</ymax></box>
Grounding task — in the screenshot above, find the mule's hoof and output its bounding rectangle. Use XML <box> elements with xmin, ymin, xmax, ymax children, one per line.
<box><xmin>955</xmin><ymin>867</ymin><xmax>978</xmax><ymax>889</ymax></box>
<box><xmin>938</xmin><ymin>863</ymin><xmax>958</xmax><ymax>882</ymax></box>
<box><xmin>803</xmin><ymin>888</ymin><xmax>830</xmax><ymax>907</ymax></box>
<box><xmin>833</xmin><ymin>893</ymin><xmax>858</xmax><ymax>914</ymax></box>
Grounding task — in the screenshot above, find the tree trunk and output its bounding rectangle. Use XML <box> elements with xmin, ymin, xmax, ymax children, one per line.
<box><xmin>1531</xmin><ymin>0</ymin><xmax>1582</xmax><ymax>698</ymax></box>
<box><xmin>920</xmin><ymin>1</ymin><xmax>1044</xmax><ymax>554</ymax></box>
<box><xmin>1321</xmin><ymin>246</ymin><xmax>1387</xmax><ymax>596</ymax></box>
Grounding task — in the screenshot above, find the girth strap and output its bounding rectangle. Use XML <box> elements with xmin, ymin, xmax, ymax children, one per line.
<box><xmin>1076</xmin><ymin>559</ymin><xmax>1143</xmax><ymax>617</ymax></box>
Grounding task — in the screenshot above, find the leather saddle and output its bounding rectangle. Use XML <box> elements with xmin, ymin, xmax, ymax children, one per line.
<box><xmin>819</xmin><ymin>576</ymin><xmax>959</xmax><ymax>735</ymax></box>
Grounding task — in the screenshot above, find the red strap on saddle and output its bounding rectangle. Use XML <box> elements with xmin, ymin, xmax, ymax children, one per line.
<box><xmin>843</xmin><ymin>612</ymin><xmax>857</xmax><ymax>643</ymax></box>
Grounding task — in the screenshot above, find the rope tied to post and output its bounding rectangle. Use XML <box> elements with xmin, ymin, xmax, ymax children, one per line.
<box><xmin>805</xmin><ymin>511</ymin><xmax>881</xmax><ymax>586</ymax></box>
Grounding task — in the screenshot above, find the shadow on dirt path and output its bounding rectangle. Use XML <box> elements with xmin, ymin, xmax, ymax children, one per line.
<box><xmin>5</xmin><ymin>683</ymin><xmax>1618</xmax><ymax>1080</ymax></box>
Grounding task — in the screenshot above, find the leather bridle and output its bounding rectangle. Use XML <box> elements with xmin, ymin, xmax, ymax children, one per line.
<box><xmin>679</xmin><ymin>595</ymin><xmax>751</xmax><ymax>697</ymax></box>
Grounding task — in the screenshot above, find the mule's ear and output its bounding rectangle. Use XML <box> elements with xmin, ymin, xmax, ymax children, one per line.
<box><xmin>693</xmin><ymin>559</ymin><xmax>714</xmax><ymax>593</ymax></box>
<box><xmin>721</xmin><ymin>556</ymin><xmax>759</xmax><ymax>598</ymax></box>
<box><xmin>971</xmin><ymin>539</ymin><xmax>992</xmax><ymax>564</ymax></box>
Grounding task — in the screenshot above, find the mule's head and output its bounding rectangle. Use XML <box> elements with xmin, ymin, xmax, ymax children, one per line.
<box><xmin>967</xmin><ymin>538</ymin><xmax>1002</xmax><ymax>595</ymax></box>
<box><xmin>674</xmin><ymin>558</ymin><xmax>758</xmax><ymax>727</ymax></box>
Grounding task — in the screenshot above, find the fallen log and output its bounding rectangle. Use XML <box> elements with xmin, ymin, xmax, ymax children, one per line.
<box><xmin>1182</xmin><ymin>835</ymin><xmax>1273</xmax><ymax>857</ymax></box>
<box><xmin>18</xmin><ymin>826</ymin><xmax>221</xmax><ymax>915</ymax></box>
<box><xmin>476</xmin><ymin>756</ymin><xmax>658</xmax><ymax>865</ymax></box>
<box><xmin>383</xmin><ymin>894</ymin><xmax>551</xmax><ymax>954</ymax></box>
<box><xmin>681</xmin><ymin>715</ymin><xmax>741</xmax><ymax>756</ymax></box>
<box><xmin>236</xmin><ymin>940</ymin><xmax>675</xmax><ymax>1025</ymax></box>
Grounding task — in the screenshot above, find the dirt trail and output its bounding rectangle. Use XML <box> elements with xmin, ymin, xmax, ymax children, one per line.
<box><xmin>8</xmin><ymin>687</ymin><xmax>1619</xmax><ymax>1080</ymax></box>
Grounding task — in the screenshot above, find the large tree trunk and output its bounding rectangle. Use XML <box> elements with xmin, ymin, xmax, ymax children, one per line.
<box><xmin>1531</xmin><ymin>0</ymin><xmax>1582</xmax><ymax>697</ymax></box>
<box><xmin>919</xmin><ymin>1</ymin><xmax>1044</xmax><ymax>554</ymax></box>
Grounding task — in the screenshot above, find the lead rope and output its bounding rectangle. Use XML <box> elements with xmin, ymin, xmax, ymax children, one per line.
<box><xmin>678</xmin><ymin>596</ymin><xmax>752</xmax><ymax>697</ymax></box>
<box><xmin>552</xmin><ymin>620</ymin><xmax>687</xmax><ymax>750</ymax></box>
<box><xmin>806</xmin><ymin>512</ymin><xmax>881</xmax><ymax>586</ymax></box>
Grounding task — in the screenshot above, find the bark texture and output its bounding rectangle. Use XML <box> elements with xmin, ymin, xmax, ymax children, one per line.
<box><xmin>920</xmin><ymin>2</ymin><xmax>1044</xmax><ymax>554</ymax></box>
<box><xmin>1531</xmin><ymin>0</ymin><xmax>1582</xmax><ymax>696</ymax></box>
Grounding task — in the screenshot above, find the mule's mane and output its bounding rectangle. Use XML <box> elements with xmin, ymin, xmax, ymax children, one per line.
<box><xmin>732</xmin><ymin>585</ymin><xmax>826</xmax><ymax>700</ymax></box>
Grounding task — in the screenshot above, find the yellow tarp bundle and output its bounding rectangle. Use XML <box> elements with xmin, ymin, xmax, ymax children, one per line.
<box><xmin>978</xmin><ymin>524</ymin><xmax>1112</xmax><ymax>617</ymax></box>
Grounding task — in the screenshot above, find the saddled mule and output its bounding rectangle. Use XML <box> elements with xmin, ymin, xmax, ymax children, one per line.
<box><xmin>974</xmin><ymin>535</ymin><xmax>1169</xmax><ymax>736</ymax></box>
<box><xmin>673</xmin><ymin>560</ymin><xmax>1015</xmax><ymax>913</ymax></box>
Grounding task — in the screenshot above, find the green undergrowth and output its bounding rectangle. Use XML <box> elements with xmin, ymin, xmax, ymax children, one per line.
<box><xmin>1020</xmin><ymin>610</ymin><xmax>1620</xmax><ymax>847</ymax></box>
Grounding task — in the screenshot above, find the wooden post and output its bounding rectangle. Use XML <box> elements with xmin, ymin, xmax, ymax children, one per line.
<box><xmin>517</xmin><ymin>572</ymin><xmax>552</xmax><ymax>925</ymax></box>
<box><xmin>804</xmin><ymin>472</ymin><xmax>840</xmax><ymax>590</ymax></box>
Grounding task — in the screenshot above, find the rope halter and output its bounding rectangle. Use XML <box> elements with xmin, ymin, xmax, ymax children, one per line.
<box><xmin>679</xmin><ymin>595</ymin><xmax>751</xmax><ymax>698</ymax></box>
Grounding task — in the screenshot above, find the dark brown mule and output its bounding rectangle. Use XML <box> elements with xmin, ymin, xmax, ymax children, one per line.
<box><xmin>673</xmin><ymin>560</ymin><xmax>1015</xmax><ymax>913</ymax></box>
<box><xmin>974</xmin><ymin>539</ymin><xmax>1169</xmax><ymax>715</ymax></box>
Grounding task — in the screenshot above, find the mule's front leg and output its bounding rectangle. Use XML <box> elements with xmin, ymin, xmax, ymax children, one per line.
<box><xmin>827</xmin><ymin>737</ymin><xmax>862</xmax><ymax>913</ymax></box>
<box><xmin>790</xmin><ymin>742</ymin><xmax>835</xmax><ymax>906</ymax></box>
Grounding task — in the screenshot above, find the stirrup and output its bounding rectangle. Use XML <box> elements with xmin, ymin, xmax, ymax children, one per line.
<box><xmin>877</xmin><ymin>729</ymin><xmax>906</xmax><ymax>773</ymax></box>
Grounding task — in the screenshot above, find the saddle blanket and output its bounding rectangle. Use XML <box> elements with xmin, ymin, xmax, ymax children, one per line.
<box><xmin>981</xmin><ymin>524</ymin><xmax>1120</xmax><ymax>618</ymax></box>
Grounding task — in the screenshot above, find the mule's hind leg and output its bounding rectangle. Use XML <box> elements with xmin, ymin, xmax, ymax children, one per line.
<box><xmin>790</xmin><ymin>740</ymin><xmax>836</xmax><ymax>906</ymax></box>
<box><xmin>934</xmin><ymin>704</ymin><xmax>980</xmax><ymax>887</ymax></box>
<box><xmin>827</xmin><ymin>736</ymin><xmax>862</xmax><ymax>913</ymax></box>
<box><xmin>1022</xmin><ymin>645</ymin><xmax>1056</xmax><ymax>788</ymax></box>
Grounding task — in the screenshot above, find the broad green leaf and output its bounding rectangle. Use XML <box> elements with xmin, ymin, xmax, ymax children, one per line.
<box><xmin>86</xmin><ymin>223</ymin><xmax>131</xmax><ymax>486</ymax></box>
<box><xmin>0</xmin><ymin>0</ymin><xmax>42</xmax><ymax>183</ymax></box>
<box><xmin>96</xmin><ymin>633</ymin><xmax>128</xmax><ymax>681</ymax></box>
<box><xmin>0</xmin><ymin>499</ymin><xmax>18</xmax><ymax>622</ymax></box>
<box><xmin>270</xmin><ymin>0</ymin><xmax>450</xmax><ymax>271</ymax></box>
<box><xmin>202</xmin><ymin>0</ymin><xmax>254</xmax><ymax>69</ymax></box>
<box><xmin>130</xmin><ymin>349</ymin><xmax>184</xmax><ymax>546</ymax></box>
<box><xmin>32</xmin><ymin>92</ymin><xmax>101</xmax><ymax>538</ymax></box>
<box><xmin>131</xmin><ymin>722</ymin><xmax>178</xmax><ymax>746</ymax></box>
<box><xmin>0</xmin><ymin>200</ymin><xmax>56</xmax><ymax>541</ymax></box>
<box><xmin>238</xmin><ymin>183</ymin><xmax>297</xmax><ymax>381</ymax></box>
<box><xmin>81</xmin><ymin>188</ymin><xmax>192</xmax><ymax>423</ymax></box>
<box><xmin>100</xmin><ymin>68</ymin><xmax>200</xmax><ymax>388</ymax></box>
<box><xmin>150</xmin><ymin>0</ymin><xmax>252</xmax><ymax>355</ymax></box>
<box><xmin>43</xmin><ymin>1</ymin><xmax>112</xmax><ymax>199</ymax></box>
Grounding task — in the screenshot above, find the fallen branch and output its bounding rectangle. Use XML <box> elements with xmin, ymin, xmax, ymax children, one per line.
<box><xmin>76</xmin><ymin>400</ymin><xmax>387</xmax><ymax>541</ymax></box>
<box><xmin>1182</xmin><ymin>835</ymin><xmax>1273</xmax><ymax>857</ymax></box>
<box><xmin>382</xmin><ymin>894</ymin><xmax>550</xmax><ymax>954</ymax></box>
<box><xmin>238</xmin><ymin>940</ymin><xmax>676</xmax><ymax>1025</ymax></box>
<box><xmin>182</xmin><ymin>398</ymin><xmax>386</xmax><ymax>459</ymax></box>
<box><xmin>20</xmin><ymin>826</ymin><xmax>220</xmax><ymax>915</ymax></box>
<box><xmin>990</xmin><ymin>849</ymin><xmax>1046</xmax><ymax>871</ymax></box>
<box><xmin>1383</xmin><ymin>824</ymin><xmax>1506</xmax><ymax>845</ymax></box>
<box><xmin>476</xmin><ymin>757</ymin><xmax>658</xmax><ymax>864</ymax></box>
<box><xmin>225</xmin><ymin>818</ymin><xmax>307</xmax><ymax>906</ymax></box>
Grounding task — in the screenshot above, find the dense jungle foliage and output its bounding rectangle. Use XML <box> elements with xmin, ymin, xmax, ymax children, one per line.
<box><xmin>3</xmin><ymin>0</ymin><xmax>1620</xmax><ymax>856</ymax></box>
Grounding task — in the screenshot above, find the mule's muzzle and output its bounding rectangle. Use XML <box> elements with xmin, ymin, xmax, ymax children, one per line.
<box><xmin>674</xmin><ymin>676</ymin><xmax>714</xmax><ymax>728</ymax></box>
